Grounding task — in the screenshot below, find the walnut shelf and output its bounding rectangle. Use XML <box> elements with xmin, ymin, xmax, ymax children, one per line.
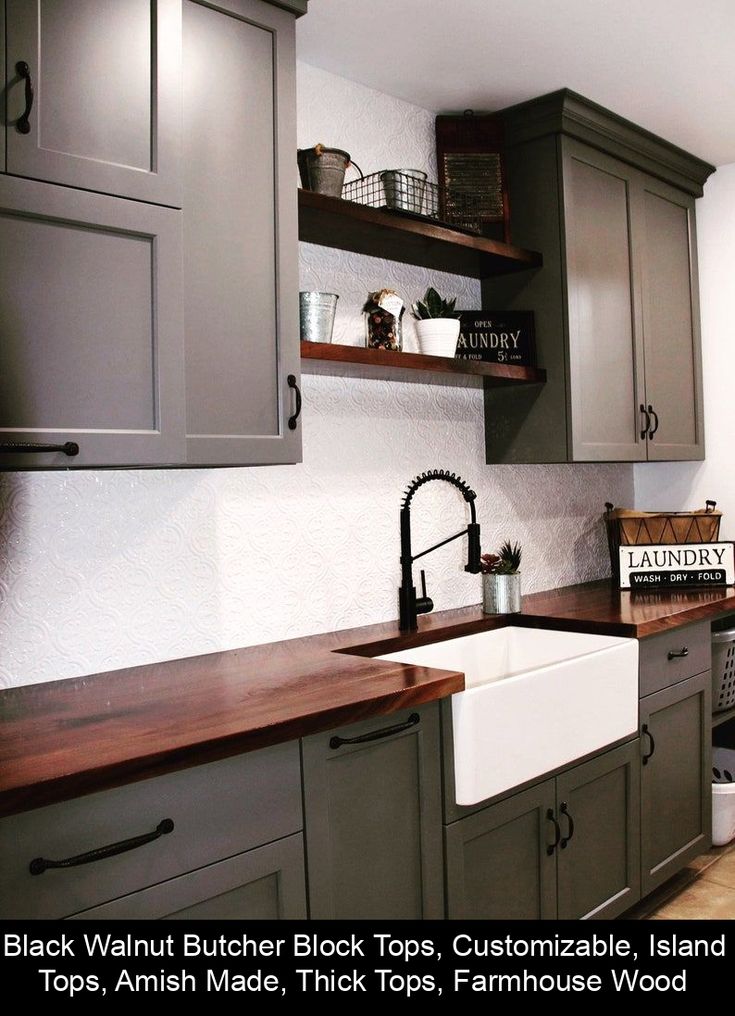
<box><xmin>298</xmin><ymin>190</ymin><xmax>543</xmax><ymax>278</ymax></box>
<box><xmin>300</xmin><ymin>342</ymin><xmax>547</xmax><ymax>389</ymax></box>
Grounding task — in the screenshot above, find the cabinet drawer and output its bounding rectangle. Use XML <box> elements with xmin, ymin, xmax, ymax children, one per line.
<box><xmin>0</xmin><ymin>742</ymin><xmax>301</xmax><ymax>919</ymax></box>
<box><xmin>639</xmin><ymin>622</ymin><xmax>711</xmax><ymax>696</ymax></box>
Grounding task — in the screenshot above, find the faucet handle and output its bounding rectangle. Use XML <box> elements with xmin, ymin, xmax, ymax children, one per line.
<box><xmin>416</xmin><ymin>569</ymin><xmax>434</xmax><ymax>617</ymax></box>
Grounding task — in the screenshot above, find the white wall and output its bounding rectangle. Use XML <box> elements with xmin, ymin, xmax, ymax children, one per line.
<box><xmin>634</xmin><ymin>163</ymin><xmax>735</xmax><ymax>535</ymax></box>
<box><xmin>0</xmin><ymin>63</ymin><xmax>632</xmax><ymax>689</ymax></box>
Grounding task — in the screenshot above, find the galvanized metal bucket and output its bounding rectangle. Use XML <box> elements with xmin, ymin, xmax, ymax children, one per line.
<box><xmin>380</xmin><ymin>169</ymin><xmax>428</xmax><ymax>214</ymax></box>
<box><xmin>298</xmin><ymin>146</ymin><xmax>352</xmax><ymax>198</ymax></box>
<box><xmin>300</xmin><ymin>292</ymin><xmax>339</xmax><ymax>344</ymax></box>
<box><xmin>483</xmin><ymin>572</ymin><xmax>522</xmax><ymax>614</ymax></box>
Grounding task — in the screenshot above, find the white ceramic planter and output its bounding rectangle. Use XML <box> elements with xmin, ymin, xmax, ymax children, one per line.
<box><xmin>415</xmin><ymin>318</ymin><xmax>460</xmax><ymax>357</ymax></box>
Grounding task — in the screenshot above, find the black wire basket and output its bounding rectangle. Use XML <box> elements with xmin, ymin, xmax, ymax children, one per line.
<box><xmin>342</xmin><ymin>169</ymin><xmax>483</xmax><ymax>235</ymax></box>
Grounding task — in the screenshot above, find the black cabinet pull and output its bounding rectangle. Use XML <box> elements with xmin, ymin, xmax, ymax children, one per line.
<box><xmin>639</xmin><ymin>403</ymin><xmax>651</xmax><ymax>440</ymax></box>
<box><xmin>0</xmin><ymin>441</ymin><xmax>79</xmax><ymax>456</ymax></box>
<box><xmin>641</xmin><ymin>723</ymin><xmax>656</xmax><ymax>765</ymax></box>
<box><xmin>546</xmin><ymin>808</ymin><xmax>561</xmax><ymax>856</ymax></box>
<box><xmin>29</xmin><ymin>818</ymin><xmax>174</xmax><ymax>875</ymax></box>
<box><xmin>647</xmin><ymin>404</ymin><xmax>659</xmax><ymax>438</ymax></box>
<box><xmin>287</xmin><ymin>374</ymin><xmax>302</xmax><ymax>430</ymax></box>
<box><xmin>559</xmin><ymin>802</ymin><xmax>575</xmax><ymax>848</ymax></box>
<box><xmin>15</xmin><ymin>61</ymin><xmax>34</xmax><ymax>135</ymax></box>
<box><xmin>330</xmin><ymin>713</ymin><xmax>420</xmax><ymax>749</ymax></box>
<box><xmin>667</xmin><ymin>646</ymin><xmax>689</xmax><ymax>660</ymax></box>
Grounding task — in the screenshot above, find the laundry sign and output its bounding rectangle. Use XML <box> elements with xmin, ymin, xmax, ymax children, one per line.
<box><xmin>455</xmin><ymin>311</ymin><xmax>535</xmax><ymax>366</ymax></box>
<box><xmin>619</xmin><ymin>542</ymin><xmax>735</xmax><ymax>590</ymax></box>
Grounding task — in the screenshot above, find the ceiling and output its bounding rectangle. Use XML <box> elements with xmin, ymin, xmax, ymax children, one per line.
<box><xmin>297</xmin><ymin>0</ymin><xmax>735</xmax><ymax>166</ymax></box>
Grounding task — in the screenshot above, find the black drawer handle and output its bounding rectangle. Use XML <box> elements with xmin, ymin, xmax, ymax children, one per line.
<box><xmin>559</xmin><ymin>802</ymin><xmax>575</xmax><ymax>848</ymax></box>
<box><xmin>29</xmin><ymin>818</ymin><xmax>174</xmax><ymax>875</ymax></box>
<box><xmin>287</xmin><ymin>374</ymin><xmax>302</xmax><ymax>430</ymax></box>
<box><xmin>647</xmin><ymin>404</ymin><xmax>659</xmax><ymax>439</ymax></box>
<box><xmin>640</xmin><ymin>404</ymin><xmax>651</xmax><ymax>440</ymax></box>
<box><xmin>641</xmin><ymin>723</ymin><xmax>656</xmax><ymax>765</ymax></box>
<box><xmin>668</xmin><ymin>646</ymin><xmax>689</xmax><ymax>660</ymax></box>
<box><xmin>15</xmin><ymin>61</ymin><xmax>34</xmax><ymax>135</ymax></box>
<box><xmin>0</xmin><ymin>441</ymin><xmax>79</xmax><ymax>456</ymax></box>
<box><xmin>546</xmin><ymin>808</ymin><xmax>561</xmax><ymax>856</ymax></box>
<box><xmin>330</xmin><ymin>713</ymin><xmax>420</xmax><ymax>749</ymax></box>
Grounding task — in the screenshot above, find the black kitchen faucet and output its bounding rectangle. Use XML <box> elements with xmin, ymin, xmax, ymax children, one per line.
<box><xmin>398</xmin><ymin>470</ymin><xmax>482</xmax><ymax>631</ymax></box>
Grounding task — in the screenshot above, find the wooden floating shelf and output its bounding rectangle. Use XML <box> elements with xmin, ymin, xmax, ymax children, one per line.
<box><xmin>298</xmin><ymin>190</ymin><xmax>543</xmax><ymax>279</ymax></box>
<box><xmin>300</xmin><ymin>342</ymin><xmax>547</xmax><ymax>389</ymax></box>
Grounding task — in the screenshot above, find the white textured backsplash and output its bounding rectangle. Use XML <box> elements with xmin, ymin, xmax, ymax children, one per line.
<box><xmin>0</xmin><ymin>63</ymin><xmax>632</xmax><ymax>688</ymax></box>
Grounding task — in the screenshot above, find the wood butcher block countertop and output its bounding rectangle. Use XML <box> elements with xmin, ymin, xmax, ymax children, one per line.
<box><xmin>2</xmin><ymin>579</ymin><xmax>735</xmax><ymax>817</ymax></box>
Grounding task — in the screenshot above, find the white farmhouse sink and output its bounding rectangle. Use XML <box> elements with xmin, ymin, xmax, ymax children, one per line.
<box><xmin>379</xmin><ymin>626</ymin><xmax>638</xmax><ymax>805</ymax></box>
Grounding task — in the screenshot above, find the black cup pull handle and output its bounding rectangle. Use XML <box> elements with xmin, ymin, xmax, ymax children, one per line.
<box><xmin>639</xmin><ymin>403</ymin><xmax>651</xmax><ymax>440</ymax></box>
<box><xmin>330</xmin><ymin>713</ymin><xmax>420</xmax><ymax>749</ymax></box>
<box><xmin>559</xmin><ymin>802</ymin><xmax>575</xmax><ymax>848</ymax></box>
<box><xmin>29</xmin><ymin>818</ymin><xmax>174</xmax><ymax>875</ymax></box>
<box><xmin>0</xmin><ymin>441</ymin><xmax>79</xmax><ymax>456</ymax></box>
<box><xmin>287</xmin><ymin>374</ymin><xmax>302</xmax><ymax>431</ymax></box>
<box><xmin>546</xmin><ymin>808</ymin><xmax>561</xmax><ymax>856</ymax></box>
<box><xmin>15</xmin><ymin>61</ymin><xmax>34</xmax><ymax>135</ymax></box>
<box><xmin>647</xmin><ymin>404</ymin><xmax>659</xmax><ymax>438</ymax></box>
<box><xmin>668</xmin><ymin>646</ymin><xmax>689</xmax><ymax>660</ymax></box>
<box><xmin>641</xmin><ymin>723</ymin><xmax>656</xmax><ymax>765</ymax></box>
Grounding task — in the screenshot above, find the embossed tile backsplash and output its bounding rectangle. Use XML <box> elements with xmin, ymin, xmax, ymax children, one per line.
<box><xmin>0</xmin><ymin>64</ymin><xmax>633</xmax><ymax>688</ymax></box>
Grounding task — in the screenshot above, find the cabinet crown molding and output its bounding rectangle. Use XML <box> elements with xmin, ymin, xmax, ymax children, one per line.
<box><xmin>498</xmin><ymin>88</ymin><xmax>715</xmax><ymax>197</ymax></box>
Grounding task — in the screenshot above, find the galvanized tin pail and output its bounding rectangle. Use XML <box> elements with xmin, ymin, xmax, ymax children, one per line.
<box><xmin>298</xmin><ymin>146</ymin><xmax>351</xmax><ymax>198</ymax></box>
<box><xmin>483</xmin><ymin>572</ymin><xmax>522</xmax><ymax>614</ymax></box>
<box><xmin>300</xmin><ymin>292</ymin><xmax>339</xmax><ymax>343</ymax></box>
<box><xmin>380</xmin><ymin>169</ymin><xmax>428</xmax><ymax>214</ymax></box>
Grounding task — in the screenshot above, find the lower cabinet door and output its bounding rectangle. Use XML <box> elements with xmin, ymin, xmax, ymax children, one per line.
<box><xmin>555</xmin><ymin>741</ymin><xmax>641</xmax><ymax>920</ymax></box>
<box><xmin>302</xmin><ymin>704</ymin><xmax>444</xmax><ymax>919</ymax></box>
<box><xmin>69</xmin><ymin>834</ymin><xmax>307</xmax><ymax>919</ymax></box>
<box><xmin>640</xmin><ymin>671</ymin><xmax>711</xmax><ymax>895</ymax></box>
<box><xmin>444</xmin><ymin>780</ymin><xmax>557</xmax><ymax>919</ymax></box>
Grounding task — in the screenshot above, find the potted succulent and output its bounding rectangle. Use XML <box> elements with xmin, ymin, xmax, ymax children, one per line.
<box><xmin>481</xmin><ymin>540</ymin><xmax>523</xmax><ymax>614</ymax></box>
<box><xmin>411</xmin><ymin>286</ymin><xmax>461</xmax><ymax>357</ymax></box>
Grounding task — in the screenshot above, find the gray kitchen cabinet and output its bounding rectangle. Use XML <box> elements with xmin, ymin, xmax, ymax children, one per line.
<box><xmin>445</xmin><ymin>741</ymin><xmax>639</xmax><ymax>920</ymax></box>
<box><xmin>71</xmin><ymin>834</ymin><xmax>307</xmax><ymax>919</ymax></box>
<box><xmin>0</xmin><ymin>175</ymin><xmax>184</xmax><ymax>469</ymax></box>
<box><xmin>555</xmin><ymin>741</ymin><xmax>640</xmax><ymax>919</ymax></box>
<box><xmin>182</xmin><ymin>0</ymin><xmax>301</xmax><ymax>466</ymax></box>
<box><xmin>445</xmin><ymin>780</ymin><xmax>557</xmax><ymax>920</ymax></box>
<box><xmin>640</xmin><ymin>670</ymin><xmax>711</xmax><ymax>895</ymax></box>
<box><xmin>4</xmin><ymin>0</ymin><xmax>181</xmax><ymax>206</ymax></box>
<box><xmin>483</xmin><ymin>90</ymin><xmax>713</xmax><ymax>464</ymax></box>
<box><xmin>301</xmin><ymin>705</ymin><xmax>444</xmax><ymax>919</ymax></box>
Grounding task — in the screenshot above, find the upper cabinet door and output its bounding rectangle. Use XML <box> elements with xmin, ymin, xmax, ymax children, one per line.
<box><xmin>182</xmin><ymin>0</ymin><xmax>301</xmax><ymax>465</ymax></box>
<box><xmin>638</xmin><ymin>178</ymin><xmax>704</xmax><ymax>461</ymax></box>
<box><xmin>562</xmin><ymin>140</ymin><xmax>647</xmax><ymax>462</ymax></box>
<box><xmin>5</xmin><ymin>0</ymin><xmax>181</xmax><ymax>207</ymax></box>
<box><xmin>0</xmin><ymin>176</ymin><xmax>184</xmax><ymax>469</ymax></box>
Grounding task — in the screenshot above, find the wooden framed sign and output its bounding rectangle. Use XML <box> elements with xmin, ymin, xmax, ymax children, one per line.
<box><xmin>455</xmin><ymin>311</ymin><xmax>535</xmax><ymax>366</ymax></box>
<box><xmin>619</xmin><ymin>542</ymin><xmax>735</xmax><ymax>590</ymax></box>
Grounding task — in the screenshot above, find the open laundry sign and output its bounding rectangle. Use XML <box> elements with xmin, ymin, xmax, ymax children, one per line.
<box><xmin>619</xmin><ymin>542</ymin><xmax>735</xmax><ymax>590</ymax></box>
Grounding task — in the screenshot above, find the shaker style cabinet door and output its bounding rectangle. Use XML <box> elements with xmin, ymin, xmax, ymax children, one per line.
<box><xmin>562</xmin><ymin>140</ymin><xmax>647</xmax><ymax>462</ymax></box>
<box><xmin>302</xmin><ymin>705</ymin><xmax>444</xmax><ymax>919</ymax></box>
<box><xmin>5</xmin><ymin>0</ymin><xmax>181</xmax><ymax>206</ymax></box>
<box><xmin>182</xmin><ymin>0</ymin><xmax>301</xmax><ymax>465</ymax></box>
<box><xmin>638</xmin><ymin>177</ymin><xmax>704</xmax><ymax>460</ymax></box>
<box><xmin>0</xmin><ymin>176</ymin><xmax>184</xmax><ymax>469</ymax></box>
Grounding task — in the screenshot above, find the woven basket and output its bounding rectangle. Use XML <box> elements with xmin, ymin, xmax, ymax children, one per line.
<box><xmin>605</xmin><ymin>501</ymin><xmax>721</xmax><ymax>580</ymax></box>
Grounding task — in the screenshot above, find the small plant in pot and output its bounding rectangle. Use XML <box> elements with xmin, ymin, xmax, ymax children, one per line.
<box><xmin>411</xmin><ymin>286</ymin><xmax>461</xmax><ymax>357</ymax></box>
<box><xmin>481</xmin><ymin>540</ymin><xmax>522</xmax><ymax>614</ymax></box>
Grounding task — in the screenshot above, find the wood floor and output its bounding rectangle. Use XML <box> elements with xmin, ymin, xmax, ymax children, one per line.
<box><xmin>623</xmin><ymin>842</ymin><xmax>735</xmax><ymax>919</ymax></box>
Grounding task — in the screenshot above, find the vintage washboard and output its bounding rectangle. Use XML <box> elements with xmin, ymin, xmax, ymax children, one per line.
<box><xmin>435</xmin><ymin>111</ymin><xmax>510</xmax><ymax>242</ymax></box>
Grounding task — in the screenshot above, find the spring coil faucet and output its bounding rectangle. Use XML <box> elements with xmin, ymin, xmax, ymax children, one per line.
<box><xmin>399</xmin><ymin>469</ymin><xmax>482</xmax><ymax>631</ymax></box>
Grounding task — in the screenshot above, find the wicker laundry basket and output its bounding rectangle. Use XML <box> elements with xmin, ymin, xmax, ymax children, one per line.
<box><xmin>605</xmin><ymin>501</ymin><xmax>721</xmax><ymax>580</ymax></box>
